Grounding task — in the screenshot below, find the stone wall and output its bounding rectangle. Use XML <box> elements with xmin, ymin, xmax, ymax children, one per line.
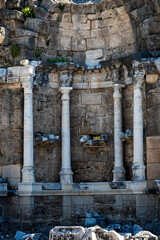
<box><xmin>6</xmin><ymin>193</ymin><xmax>160</xmax><ymax>234</ymax></box>
<box><xmin>0</xmin><ymin>0</ymin><xmax>160</xmax><ymax>67</ymax></box>
<box><xmin>7</xmin><ymin>195</ymin><xmax>63</xmax><ymax>231</ymax></box>
<box><xmin>0</xmin><ymin>64</ymin><xmax>160</xmax><ymax>186</ymax></box>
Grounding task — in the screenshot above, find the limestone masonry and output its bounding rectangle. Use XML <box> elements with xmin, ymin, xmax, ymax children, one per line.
<box><xmin>0</xmin><ymin>0</ymin><xmax>160</xmax><ymax>237</ymax></box>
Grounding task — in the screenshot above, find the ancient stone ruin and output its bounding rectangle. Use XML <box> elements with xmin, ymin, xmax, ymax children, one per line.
<box><xmin>0</xmin><ymin>0</ymin><xmax>160</xmax><ymax>238</ymax></box>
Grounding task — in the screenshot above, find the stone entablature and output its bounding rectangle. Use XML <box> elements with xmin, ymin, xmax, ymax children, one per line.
<box><xmin>0</xmin><ymin>58</ymin><xmax>160</xmax><ymax>195</ymax></box>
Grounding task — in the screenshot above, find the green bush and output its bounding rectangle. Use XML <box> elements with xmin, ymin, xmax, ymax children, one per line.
<box><xmin>11</xmin><ymin>44</ymin><xmax>21</xmax><ymax>58</ymax></box>
<box><xmin>47</xmin><ymin>56</ymin><xmax>70</xmax><ymax>63</ymax></box>
<box><xmin>21</xmin><ymin>7</ymin><xmax>36</xmax><ymax>19</ymax></box>
<box><xmin>35</xmin><ymin>49</ymin><xmax>41</xmax><ymax>58</ymax></box>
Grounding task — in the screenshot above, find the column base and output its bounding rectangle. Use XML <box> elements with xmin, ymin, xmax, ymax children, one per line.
<box><xmin>132</xmin><ymin>164</ymin><xmax>146</xmax><ymax>181</ymax></box>
<box><xmin>22</xmin><ymin>167</ymin><xmax>35</xmax><ymax>182</ymax></box>
<box><xmin>18</xmin><ymin>182</ymin><xmax>42</xmax><ymax>193</ymax></box>
<box><xmin>112</xmin><ymin>167</ymin><xmax>125</xmax><ymax>182</ymax></box>
<box><xmin>60</xmin><ymin>169</ymin><xmax>73</xmax><ymax>186</ymax></box>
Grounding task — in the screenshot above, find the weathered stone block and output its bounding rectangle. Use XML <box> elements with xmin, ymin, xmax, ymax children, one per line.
<box><xmin>147</xmin><ymin>163</ymin><xmax>160</xmax><ymax>180</ymax></box>
<box><xmin>146</xmin><ymin>74</ymin><xmax>159</xmax><ymax>83</ymax></box>
<box><xmin>6</xmin><ymin>0</ymin><xmax>25</xmax><ymax>9</ymax></box>
<box><xmin>0</xmin><ymin>27</ymin><xmax>9</xmax><ymax>45</ymax></box>
<box><xmin>40</xmin><ymin>0</ymin><xmax>55</xmax><ymax>13</ymax></box>
<box><xmin>73</xmin><ymin>20</ymin><xmax>90</xmax><ymax>31</ymax></box>
<box><xmin>59</xmin><ymin>37</ymin><xmax>71</xmax><ymax>51</ymax></box>
<box><xmin>15</xmin><ymin>29</ymin><xmax>38</xmax><ymax>38</ymax></box>
<box><xmin>147</xmin><ymin>136</ymin><xmax>160</xmax><ymax>149</ymax></box>
<box><xmin>0</xmin><ymin>0</ymin><xmax>6</xmax><ymax>10</ymax></box>
<box><xmin>49</xmin><ymin>226</ymin><xmax>85</xmax><ymax>240</ymax></box>
<box><xmin>2</xmin><ymin>165</ymin><xmax>21</xmax><ymax>188</ymax></box>
<box><xmin>147</xmin><ymin>149</ymin><xmax>160</xmax><ymax>163</ymax></box>
<box><xmin>102</xmin><ymin>9</ymin><xmax>116</xmax><ymax>19</ymax></box>
<box><xmin>13</xmin><ymin>36</ymin><xmax>37</xmax><ymax>49</ymax></box>
<box><xmin>87</xmin><ymin>13</ymin><xmax>101</xmax><ymax>20</ymax></box>
<box><xmin>72</xmin><ymin>14</ymin><xmax>87</xmax><ymax>24</ymax></box>
<box><xmin>85</xmin><ymin>49</ymin><xmax>105</xmax><ymax>67</ymax></box>
<box><xmin>62</xmin><ymin>13</ymin><xmax>72</xmax><ymax>23</ymax></box>
<box><xmin>72</xmin><ymin>38</ymin><xmax>86</xmax><ymax>51</ymax></box>
<box><xmin>38</xmin><ymin>35</ymin><xmax>48</xmax><ymax>48</ymax></box>
<box><xmin>91</xmin><ymin>20</ymin><xmax>99</xmax><ymax>29</ymax></box>
<box><xmin>25</xmin><ymin>18</ymin><xmax>51</xmax><ymax>35</ymax></box>
<box><xmin>78</xmin><ymin>30</ymin><xmax>90</xmax><ymax>39</ymax></box>
<box><xmin>4</xmin><ymin>10</ymin><xmax>24</xmax><ymax>21</ymax></box>
<box><xmin>3</xmin><ymin>20</ymin><xmax>23</xmax><ymax>31</ymax></box>
<box><xmin>72</xmin><ymin>196</ymin><xmax>94</xmax><ymax>205</ymax></box>
<box><xmin>87</xmin><ymin>38</ymin><xmax>105</xmax><ymax>50</ymax></box>
<box><xmin>82</xmin><ymin>93</ymin><xmax>102</xmax><ymax>105</ymax></box>
<box><xmin>110</xmin><ymin>33</ymin><xmax>123</xmax><ymax>48</ymax></box>
<box><xmin>86</xmin><ymin>49</ymin><xmax>104</xmax><ymax>60</ymax></box>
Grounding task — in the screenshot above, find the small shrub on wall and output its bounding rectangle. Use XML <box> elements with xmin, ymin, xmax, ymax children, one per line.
<box><xmin>11</xmin><ymin>45</ymin><xmax>21</xmax><ymax>58</ymax></box>
<box><xmin>21</xmin><ymin>7</ymin><xmax>36</xmax><ymax>19</ymax></box>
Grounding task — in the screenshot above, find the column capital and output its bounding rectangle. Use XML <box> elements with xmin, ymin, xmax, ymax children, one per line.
<box><xmin>59</xmin><ymin>70</ymin><xmax>73</xmax><ymax>87</ymax></box>
<box><xmin>134</xmin><ymin>73</ymin><xmax>144</xmax><ymax>89</ymax></box>
<box><xmin>21</xmin><ymin>81</ymin><xmax>33</xmax><ymax>94</ymax></box>
<box><xmin>113</xmin><ymin>84</ymin><xmax>124</xmax><ymax>99</ymax></box>
<box><xmin>59</xmin><ymin>87</ymin><xmax>73</xmax><ymax>100</ymax></box>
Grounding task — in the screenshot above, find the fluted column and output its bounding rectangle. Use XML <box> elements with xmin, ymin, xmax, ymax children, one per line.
<box><xmin>59</xmin><ymin>87</ymin><xmax>73</xmax><ymax>186</ymax></box>
<box><xmin>21</xmin><ymin>80</ymin><xmax>35</xmax><ymax>183</ymax></box>
<box><xmin>132</xmin><ymin>73</ymin><xmax>146</xmax><ymax>180</ymax></box>
<box><xmin>112</xmin><ymin>84</ymin><xmax>125</xmax><ymax>182</ymax></box>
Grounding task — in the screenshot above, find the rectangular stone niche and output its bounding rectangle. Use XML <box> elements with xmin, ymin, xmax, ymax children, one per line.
<box><xmin>80</xmin><ymin>134</ymin><xmax>108</xmax><ymax>148</ymax></box>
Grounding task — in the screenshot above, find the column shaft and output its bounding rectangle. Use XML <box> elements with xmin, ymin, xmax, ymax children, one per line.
<box><xmin>59</xmin><ymin>87</ymin><xmax>73</xmax><ymax>185</ymax></box>
<box><xmin>132</xmin><ymin>74</ymin><xmax>145</xmax><ymax>180</ymax></box>
<box><xmin>62</xmin><ymin>100</ymin><xmax>71</xmax><ymax>169</ymax></box>
<box><xmin>22</xmin><ymin>81</ymin><xmax>35</xmax><ymax>183</ymax></box>
<box><xmin>113</xmin><ymin>84</ymin><xmax>125</xmax><ymax>181</ymax></box>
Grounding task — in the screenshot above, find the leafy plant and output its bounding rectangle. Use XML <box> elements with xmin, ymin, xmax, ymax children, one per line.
<box><xmin>35</xmin><ymin>49</ymin><xmax>41</xmax><ymax>58</ymax></box>
<box><xmin>47</xmin><ymin>56</ymin><xmax>70</xmax><ymax>63</ymax></box>
<box><xmin>21</xmin><ymin>7</ymin><xmax>36</xmax><ymax>19</ymax></box>
<box><xmin>11</xmin><ymin>44</ymin><xmax>20</xmax><ymax>58</ymax></box>
<box><xmin>57</xmin><ymin>3</ymin><xmax>66</xmax><ymax>11</ymax></box>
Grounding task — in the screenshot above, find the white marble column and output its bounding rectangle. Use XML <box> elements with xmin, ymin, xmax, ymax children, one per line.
<box><xmin>112</xmin><ymin>84</ymin><xmax>125</xmax><ymax>182</ymax></box>
<box><xmin>59</xmin><ymin>87</ymin><xmax>73</xmax><ymax>186</ymax></box>
<box><xmin>21</xmin><ymin>80</ymin><xmax>35</xmax><ymax>183</ymax></box>
<box><xmin>132</xmin><ymin>73</ymin><xmax>146</xmax><ymax>180</ymax></box>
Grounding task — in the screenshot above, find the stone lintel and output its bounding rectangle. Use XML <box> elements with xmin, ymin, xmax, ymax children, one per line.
<box><xmin>0</xmin><ymin>64</ymin><xmax>35</xmax><ymax>84</ymax></box>
<box><xmin>18</xmin><ymin>182</ymin><xmax>42</xmax><ymax>193</ymax></box>
<box><xmin>17</xmin><ymin>181</ymin><xmax>147</xmax><ymax>196</ymax></box>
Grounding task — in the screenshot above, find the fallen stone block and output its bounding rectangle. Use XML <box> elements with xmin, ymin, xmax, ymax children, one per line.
<box><xmin>133</xmin><ymin>231</ymin><xmax>158</xmax><ymax>240</ymax></box>
<box><xmin>83</xmin><ymin>226</ymin><xmax>124</xmax><ymax>240</ymax></box>
<box><xmin>23</xmin><ymin>233</ymin><xmax>45</xmax><ymax>240</ymax></box>
<box><xmin>14</xmin><ymin>231</ymin><xmax>26</xmax><ymax>240</ymax></box>
<box><xmin>132</xmin><ymin>225</ymin><xmax>143</xmax><ymax>236</ymax></box>
<box><xmin>49</xmin><ymin>226</ymin><xmax>85</xmax><ymax>240</ymax></box>
<box><xmin>49</xmin><ymin>226</ymin><xmax>124</xmax><ymax>240</ymax></box>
